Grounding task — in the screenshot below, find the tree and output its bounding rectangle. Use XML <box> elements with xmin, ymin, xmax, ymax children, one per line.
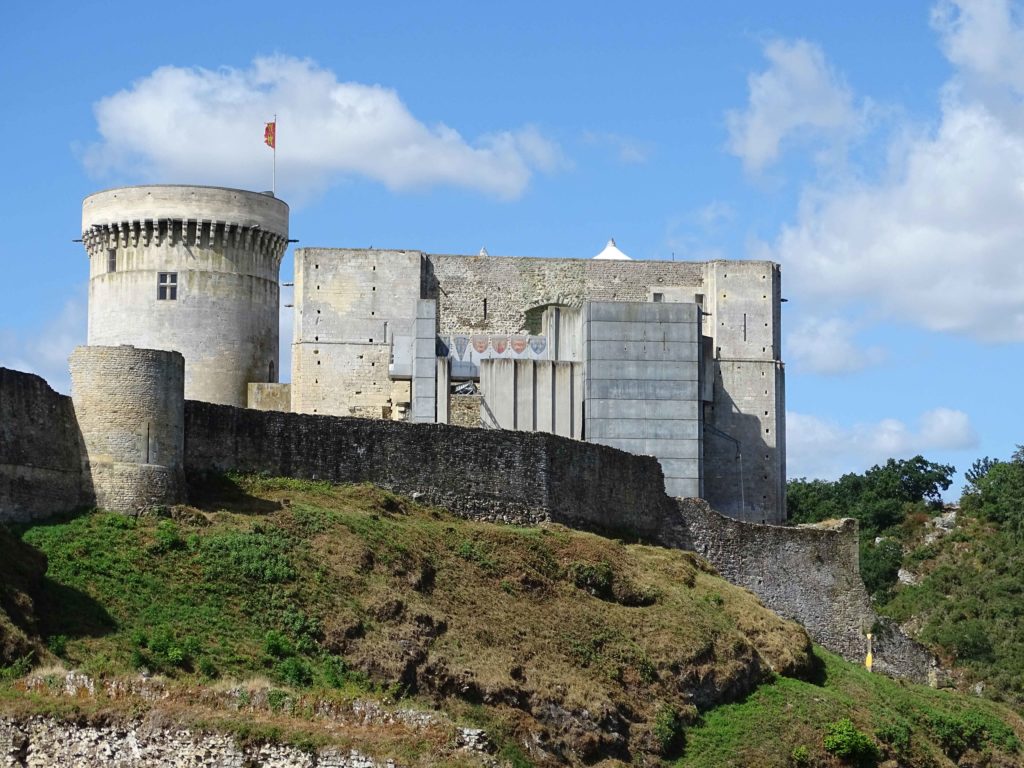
<box><xmin>786</xmin><ymin>456</ymin><xmax>955</xmax><ymax>598</ymax></box>
<box><xmin>961</xmin><ymin>457</ymin><xmax>1024</xmax><ymax>539</ymax></box>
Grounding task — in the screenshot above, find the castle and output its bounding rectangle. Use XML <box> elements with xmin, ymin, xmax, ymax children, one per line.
<box><xmin>81</xmin><ymin>184</ymin><xmax>785</xmax><ymax>523</ymax></box>
<box><xmin>0</xmin><ymin>183</ymin><xmax>936</xmax><ymax>681</ymax></box>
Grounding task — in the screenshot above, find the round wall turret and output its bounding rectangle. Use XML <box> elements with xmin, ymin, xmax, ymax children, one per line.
<box><xmin>70</xmin><ymin>345</ymin><xmax>185</xmax><ymax>513</ymax></box>
<box><xmin>81</xmin><ymin>185</ymin><xmax>289</xmax><ymax>406</ymax></box>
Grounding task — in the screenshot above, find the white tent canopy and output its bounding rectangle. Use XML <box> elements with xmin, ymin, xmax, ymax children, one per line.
<box><xmin>593</xmin><ymin>238</ymin><xmax>631</xmax><ymax>260</ymax></box>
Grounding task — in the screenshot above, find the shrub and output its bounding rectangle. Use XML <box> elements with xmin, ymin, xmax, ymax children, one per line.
<box><xmin>150</xmin><ymin>520</ymin><xmax>185</xmax><ymax>553</ymax></box>
<box><xmin>875</xmin><ymin>721</ymin><xmax>911</xmax><ymax>755</ymax></box>
<box><xmin>47</xmin><ymin>634</ymin><xmax>68</xmax><ymax>657</ymax></box>
<box><xmin>266</xmin><ymin>688</ymin><xmax>290</xmax><ymax>711</ymax></box>
<box><xmin>823</xmin><ymin>718</ymin><xmax>879</xmax><ymax>766</ymax></box>
<box><xmin>652</xmin><ymin>703</ymin><xmax>685</xmax><ymax>756</ymax></box>
<box><xmin>275</xmin><ymin>656</ymin><xmax>313</xmax><ymax>687</ymax></box>
<box><xmin>198</xmin><ymin>657</ymin><xmax>218</xmax><ymax>678</ymax></box>
<box><xmin>926</xmin><ymin>710</ymin><xmax>1020</xmax><ymax>759</ymax></box>
<box><xmin>790</xmin><ymin>744</ymin><xmax>811</xmax><ymax>767</ymax></box>
<box><xmin>263</xmin><ymin>630</ymin><xmax>295</xmax><ymax>659</ymax></box>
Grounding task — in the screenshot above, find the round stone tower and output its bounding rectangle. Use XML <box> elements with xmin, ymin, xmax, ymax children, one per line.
<box><xmin>81</xmin><ymin>185</ymin><xmax>289</xmax><ymax>406</ymax></box>
<box><xmin>70</xmin><ymin>345</ymin><xmax>185</xmax><ymax>513</ymax></box>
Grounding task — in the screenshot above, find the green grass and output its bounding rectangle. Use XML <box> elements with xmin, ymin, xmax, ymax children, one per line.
<box><xmin>881</xmin><ymin>514</ymin><xmax>1024</xmax><ymax>704</ymax></box>
<box><xmin>678</xmin><ymin>649</ymin><xmax>1023</xmax><ymax>768</ymax></box>
<box><xmin>3</xmin><ymin>474</ymin><xmax>1024</xmax><ymax>767</ymax></box>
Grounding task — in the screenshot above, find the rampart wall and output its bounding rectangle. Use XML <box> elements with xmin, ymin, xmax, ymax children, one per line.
<box><xmin>672</xmin><ymin>499</ymin><xmax>937</xmax><ymax>682</ymax></box>
<box><xmin>183</xmin><ymin>400</ymin><xmax>675</xmax><ymax>538</ymax></box>
<box><xmin>0</xmin><ymin>369</ymin><xmax>81</xmax><ymax>520</ymax></box>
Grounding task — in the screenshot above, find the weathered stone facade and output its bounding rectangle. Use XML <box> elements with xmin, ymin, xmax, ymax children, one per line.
<box><xmin>671</xmin><ymin>499</ymin><xmax>938</xmax><ymax>682</ymax></box>
<box><xmin>82</xmin><ymin>186</ymin><xmax>289</xmax><ymax>407</ymax></box>
<box><xmin>70</xmin><ymin>346</ymin><xmax>186</xmax><ymax>514</ymax></box>
<box><xmin>0</xmin><ymin>368</ymin><xmax>81</xmax><ymax>520</ymax></box>
<box><xmin>293</xmin><ymin>248</ymin><xmax>786</xmax><ymax>523</ymax></box>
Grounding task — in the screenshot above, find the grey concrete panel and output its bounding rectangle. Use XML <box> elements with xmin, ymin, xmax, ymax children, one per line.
<box><xmin>585</xmin><ymin>320</ymin><xmax>698</xmax><ymax>343</ymax></box>
<box><xmin>514</xmin><ymin>360</ymin><xmax>535</xmax><ymax>430</ymax></box>
<box><xmin>436</xmin><ymin>358</ymin><xmax>450</xmax><ymax>424</ymax></box>
<box><xmin>586</xmin><ymin>360</ymin><xmax>699</xmax><ymax>382</ymax></box>
<box><xmin>665</xmin><ymin>477</ymin><xmax>701</xmax><ymax>499</ymax></box>
<box><xmin>584</xmin><ymin>398</ymin><xmax>700</xmax><ymax>420</ymax></box>
<box><xmin>657</xmin><ymin>458</ymin><xmax>701</xmax><ymax>479</ymax></box>
<box><xmin>584</xmin><ymin>378</ymin><xmax>700</xmax><ymax>402</ymax></box>
<box><xmin>535</xmin><ymin>361</ymin><xmax>554</xmax><ymax>433</ymax></box>
<box><xmin>553</xmin><ymin>361</ymin><xmax>575</xmax><ymax>438</ymax></box>
<box><xmin>586</xmin><ymin>418</ymin><xmax>701</xmax><ymax>440</ymax></box>
<box><xmin>589</xmin><ymin>437</ymin><xmax>701</xmax><ymax>460</ymax></box>
<box><xmin>414</xmin><ymin>337</ymin><xmax>436</xmax><ymax>360</ymax></box>
<box><xmin>585</xmin><ymin>340</ymin><xmax>698</xmax><ymax>362</ymax></box>
<box><xmin>585</xmin><ymin>301</ymin><xmax>696</xmax><ymax>323</ymax></box>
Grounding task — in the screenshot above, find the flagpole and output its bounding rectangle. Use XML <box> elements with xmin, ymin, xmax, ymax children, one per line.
<box><xmin>273</xmin><ymin>113</ymin><xmax>277</xmax><ymax>196</ymax></box>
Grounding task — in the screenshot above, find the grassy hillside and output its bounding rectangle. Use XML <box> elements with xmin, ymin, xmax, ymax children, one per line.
<box><xmin>2</xmin><ymin>474</ymin><xmax>1023</xmax><ymax>767</ymax></box>
<box><xmin>881</xmin><ymin>512</ymin><xmax>1024</xmax><ymax>705</ymax></box>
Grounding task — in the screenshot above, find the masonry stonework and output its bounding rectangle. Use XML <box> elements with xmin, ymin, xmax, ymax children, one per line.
<box><xmin>82</xmin><ymin>186</ymin><xmax>289</xmax><ymax>407</ymax></box>
<box><xmin>293</xmin><ymin>247</ymin><xmax>786</xmax><ymax>522</ymax></box>
<box><xmin>70</xmin><ymin>346</ymin><xmax>185</xmax><ymax>514</ymax></box>
<box><xmin>0</xmin><ymin>368</ymin><xmax>81</xmax><ymax>521</ymax></box>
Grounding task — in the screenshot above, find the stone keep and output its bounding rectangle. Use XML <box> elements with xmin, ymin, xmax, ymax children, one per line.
<box><xmin>69</xmin><ymin>345</ymin><xmax>185</xmax><ymax>513</ymax></box>
<box><xmin>292</xmin><ymin>248</ymin><xmax>787</xmax><ymax>523</ymax></box>
<box><xmin>81</xmin><ymin>185</ymin><xmax>289</xmax><ymax>406</ymax></box>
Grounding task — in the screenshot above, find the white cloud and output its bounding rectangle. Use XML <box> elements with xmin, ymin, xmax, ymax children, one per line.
<box><xmin>761</xmin><ymin>4</ymin><xmax>1024</xmax><ymax>343</ymax></box>
<box><xmin>0</xmin><ymin>291</ymin><xmax>86</xmax><ymax>394</ymax></box>
<box><xmin>583</xmin><ymin>131</ymin><xmax>652</xmax><ymax>164</ymax></box>
<box><xmin>726</xmin><ymin>39</ymin><xmax>860</xmax><ymax>172</ymax></box>
<box><xmin>84</xmin><ymin>56</ymin><xmax>563</xmax><ymax>202</ymax></box>
<box><xmin>932</xmin><ymin>0</ymin><xmax>1024</xmax><ymax>96</ymax></box>
<box><xmin>786</xmin><ymin>315</ymin><xmax>885</xmax><ymax>374</ymax></box>
<box><xmin>787</xmin><ymin>407</ymin><xmax>978</xmax><ymax>480</ymax></box>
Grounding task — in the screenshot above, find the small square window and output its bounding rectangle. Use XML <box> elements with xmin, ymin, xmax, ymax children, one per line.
<box><xmin>158</xmin><ymin>272</ymin><xmax>178</xmax><ymax>300</ymax></box>
<box><xmin>107</xmin><ymin>250</ymin><xmax>117</xmax><ymax>273</ymax></box>
<box><xmin>652</xmin><ymin>292</ymin><xmax>664</xmax><ymax>303</ymax></box>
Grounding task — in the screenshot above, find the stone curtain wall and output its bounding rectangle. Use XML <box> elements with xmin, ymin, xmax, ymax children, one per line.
<box><xmin>0</xmin><ymin>368</ymin><xmax>81</xmax><ymax>522</ymax></box>
<box><xmin>184</xmin><ymin>401</ymin><xmax>674</xmax><ymax>535</ymax></box>
<box><xmin>425</xmin><ymin>254</ymin><xmax>705</xmax><ymax>337</ymax></box>
<box><xmin>672</xmin><ymin>498</ymin><xmax>938</xmax><ymax>683</ymax></box>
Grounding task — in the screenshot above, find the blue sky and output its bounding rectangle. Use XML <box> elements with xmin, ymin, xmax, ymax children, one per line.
<box><xmin>2</xmin><ymin>0</ymin><xmax>1021</xmax><ymax>488</ymax></box>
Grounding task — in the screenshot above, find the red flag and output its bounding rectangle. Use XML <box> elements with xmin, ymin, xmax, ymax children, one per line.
<box><xmin>264</xmin><ymin>121</ymin><xmax>276</xmax><ymax>149</ymax></box>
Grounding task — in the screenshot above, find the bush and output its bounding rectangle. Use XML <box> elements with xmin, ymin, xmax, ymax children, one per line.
<box><xmin>263</xmin><ymin>630</ymin><xmax>294</xmax><ymax>659</ymax></box>
<box><xmin>652</xmin><ymin>703</ymin><xmax>685</xmax><ymax>756</ymax></box>
<box><xmin>790</xmin><ymin>744</ymin><xmax>811</xmax><ymax>767</ymax></box>
<box><xmin>875</xmin><ymin>721</ymin><xmax>911</xmax><ymax>755</ymax></box>
<box><xmin>275</xmin><ymin>656</ymin><xmax>313</xmax><ymax>687</ymax></box>
<box><xmin>926</xmin><ymin>710</ymin><xmax>1020</xmax><ymax>759</ymax></box>
<box><xmin>46</xmin><ymin>634</ymin><xmax>68</xmax><ymax>657</ymax></box>
<box><xmin>823</xmin><ymin>718</ymin><xmax>879</xmax><ymax>766</ymax></box>
<box><xmin>860</xmin><ymin>538</ymin><xmax>903</xmax><ymax>598</ymax></box>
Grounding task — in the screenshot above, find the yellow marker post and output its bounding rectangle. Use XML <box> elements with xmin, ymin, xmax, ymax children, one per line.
<box><xmin>865</xmin><ymin>632</ymin><xmax>873</xmax><ymax>672</ymax></box>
